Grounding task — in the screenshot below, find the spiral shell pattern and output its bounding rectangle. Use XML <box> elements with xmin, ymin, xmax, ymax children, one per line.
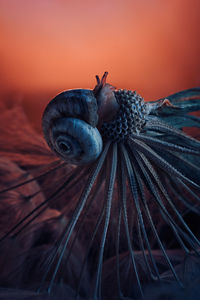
<box><xmin>42</xmin><ymin>89</ymin><xmax>103</xmax><ymax>165</ymax></box>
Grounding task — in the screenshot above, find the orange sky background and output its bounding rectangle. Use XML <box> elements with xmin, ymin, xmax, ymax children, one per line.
<box><xmin>0</xmin><ymin>0</ymin><xmax>200</xmax><ymax>130</ymax></box>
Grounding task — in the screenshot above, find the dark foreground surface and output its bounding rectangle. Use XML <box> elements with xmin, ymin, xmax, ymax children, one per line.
<box><xmin>0</xmin><ymin>100</ymin><xmax>199</xmax><ymax>300</ymax></box>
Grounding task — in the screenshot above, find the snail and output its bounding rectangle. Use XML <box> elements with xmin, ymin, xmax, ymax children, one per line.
<box><xmin>42</xmin><ymin>89</ymin><xmax>102</xmax><ymax>165</ymax></box>
<box><xmin>0</xmin><ymin>72</ymin><xmax>200</xmax><ymax>299</ymax></box>
<box><xmin>41</xmin><ymin>72</ymin><xmax>119</xmax><ymax>165</ymax></box>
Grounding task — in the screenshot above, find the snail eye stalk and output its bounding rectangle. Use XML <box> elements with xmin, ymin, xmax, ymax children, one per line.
<box><xmin>0</xmin><ymin>74</ymin><xmax>200</xmax><ymax>299</ymax></box>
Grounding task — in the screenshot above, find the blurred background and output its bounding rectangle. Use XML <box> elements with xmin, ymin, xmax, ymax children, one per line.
<box><xmin>0</xmin><ymin>0</ymin><xmax>200</xmax><ymax>131</ymax></box>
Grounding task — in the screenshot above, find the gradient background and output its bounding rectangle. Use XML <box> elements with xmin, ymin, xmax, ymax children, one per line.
<box><xmin>0</xmin><ymin>0</ymin><xmax>200</xmax><ymax>131</ymax></box>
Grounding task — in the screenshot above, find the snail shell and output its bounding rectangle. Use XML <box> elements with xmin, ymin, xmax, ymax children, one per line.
<box><xmin>42</xmin><ymin>89</ymin><xmax>103</xmax><ymax>165</ymax></box>
<box><xmin>42</xmin><ymin>72</ymin><xmax>120</xmax><ymax>165</ymax></box>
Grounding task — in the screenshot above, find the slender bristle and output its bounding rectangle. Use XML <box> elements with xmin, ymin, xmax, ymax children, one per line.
<box><xmin>0</xmin><ymin>160</ymin><xmax>66</xmax><ymax>195</ymax></box>
<box><xmin>94</xmin><ymin>143</ymin><xmax>117</xmax><ymax>299</ymax></box>
<box><xmin>120</xmin><ymin>144</ymin><xmax>145</xmax><ymax>297</ymax></box>
<box><xmin>46</xmin><ymin>142</ymin><xmax>111</xmax><ymax>293</ymax></box>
